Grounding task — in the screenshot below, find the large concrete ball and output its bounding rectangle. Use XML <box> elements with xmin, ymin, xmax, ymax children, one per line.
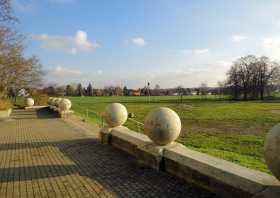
<box><xmin>25</xmin><ymin>98</ymin><xmax>34</xmax><ymax>107</ymax></box>
<box><xmin>104</xmin><ymin>103</ymin><xmax>128</xmax><ymax>127</ymax></box>
<box><xmin>264</xmin><ymin>124</ymin><xmax>280</xmax><ymax>180</ymax></box>
<box><xmin>48</xmin><ymin>97</ymin><xmax>53</xmax><ymax>105</ymax></box>
<box><xmin>144</xmin><ymin>107</ymin><xmax>181</xmax><ymax>146</ymax></box>
<box><xmin>59</xmin><ymin>99</ymin><xmax>72</xmax><ymax>111</ymax></box>
<box><xmin>50</xmin><ymin>98</ymin><xmax>56</xmax><ymax>106</ymax></box>
<box><xmin>54</xmin><ymin>98</ymin><xmax>62</xmax><ymax>107</ymax></box>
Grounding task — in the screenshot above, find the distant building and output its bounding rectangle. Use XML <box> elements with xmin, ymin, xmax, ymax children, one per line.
<box><xmin>191</xmin><ymin>91</ymin><xmax>197</xmax><ymax>96</ymax></box>
<box><xmin>18</xmin><ymin>89</ymin><xmax>29</xmax><ymax>97</ymax></box>
<box><xmin>129</xmin><ymin>89</ymin><xmax>141</xmax><ymax>96</ymax></box>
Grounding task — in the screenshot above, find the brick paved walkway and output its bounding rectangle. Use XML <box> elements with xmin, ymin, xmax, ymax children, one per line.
<box><xmin>0</xmin><ymin>108</ymin><xmax>218</xmax><ymax>198</ymax></box>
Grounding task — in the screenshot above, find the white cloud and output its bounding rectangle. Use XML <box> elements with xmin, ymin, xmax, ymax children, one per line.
<box><xmin>46</xmin><ymin>66</ymin><xmax>109</xmax><ymax>87</ymax></box>
<box><xmin>143</xmin><ymin>66</ymin><xmax>227</xmax><ymax>88</ymax></box>
<box><xmin>216</xmin><ymin>60</ymin><xmax>232</xmax><ymax>68</ymax></box>
<box><xmin>263</xmin><ymin>37</ymin><xmax>280</xmax><ymax>48</ymax></box>
<box><xmin>232</xmin><ymin>35</ymin><xmax>248</xmax><ymax>42</ymax></box>
<box><xmin>51</xmin><ymin>66</ymin><xmax>82</xmax><ymax>76</ymax></box>
<box><xmin>32</xmin><ymin>30</ymin><xmax>100</xmax><ymax>54</ymax></box>
<box><xmin>97</xmin><ymin>70</ymin><xmax>103</xmax><ymax>75</ymax></box>
<box><xmin>126</xmin><ymin>37</ymin><xmax>147</xmax><ymax>47</ymax></box>
<box><xmin>181</xmin><ymin>48</ymin><xmax>209</xmax><ymax>55</ymax></box>
<box><xmin>262</xmin><ymin>37</ymin><xmax>280</xmax><ymax>60</ymax></box>
<box><xmin>194</xmin><ymin>48</ymin><xmax>209</xmax><ymax>54</ymax></box>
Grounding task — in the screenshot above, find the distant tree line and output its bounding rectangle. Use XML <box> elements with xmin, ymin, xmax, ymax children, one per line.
<box><xmin>42</xmin><ymin>83</ymin><xmax>217</xmax><ymax>97</ymax></box>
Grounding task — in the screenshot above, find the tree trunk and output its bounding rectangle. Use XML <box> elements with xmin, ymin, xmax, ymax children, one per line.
<box><xmin>243</xmin><ymin>86</ymin><xmax>248</xmax><ymax>100</ymax></box>
<box><xmin>260</xmin><ymin>86</ymin><xmax>264</xmax><ymax>100</ymax></box>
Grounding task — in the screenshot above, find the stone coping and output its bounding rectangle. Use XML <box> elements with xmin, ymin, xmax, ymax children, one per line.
<box><xmin>100</xmin><ymin>126</ymin><xmax>280</xmax><ymax>198</ymax></box>
<box><xmin>0</xmin><ymin>109</ymin><xmax>12</xmax><ymax>119</ymax></box>
<box><xmin>48</xmin><ymin>105</ymin><xmax>73</xmax><ymax>118</ymax></box>
<box><xmin>164</xmin><ymin>144</ymin><xmax>279</xmax><ymax>197</ymax></box>
<box><xmin>24</xmin><ymin>105</ymin><xmax>47</xmax><ymax>109</ymax></box>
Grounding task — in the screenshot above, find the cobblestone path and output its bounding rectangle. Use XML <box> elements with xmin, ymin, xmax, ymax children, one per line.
<box><xmin>0</xmin><ymin>108</ymin><xmax>218</xmax><ymax>198</ymax></box>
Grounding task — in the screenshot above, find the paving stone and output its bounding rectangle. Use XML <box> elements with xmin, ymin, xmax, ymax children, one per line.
<box><xmin>0</xmin><ymin>108</ymin><xmax>219</xmax><ymax>198</ymax></box>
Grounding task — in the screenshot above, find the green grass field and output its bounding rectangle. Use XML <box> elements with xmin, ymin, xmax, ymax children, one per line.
<box><xmin>68</xmin><ymin>96</ymin><xmax>280</xmax><ymax>173</ymax></box>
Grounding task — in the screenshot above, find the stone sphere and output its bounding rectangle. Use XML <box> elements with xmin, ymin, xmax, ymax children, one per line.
<box><xmin>54</xmin><ymin>98</ymin><xmax>62</xmax><ymax>107</ymax></box>
<box><xmin>144</xmin><ymin>107</ymin><xmax>181</xmax><ymax>146</ymax></box>
<box><xmin>50</xmin><ymin>98</ymin><xmax>56</xmax><ymax>106</ymax></box>
<box><xmin>104</xmin><ymin>103</ymin><xmax>128</xmax><ymax>127</ymax></box>
<box><xmin>59</xmin><ymin>99</ymin><xmax>72</xmax><ymax>111</ymax></box>
<box><xmin>264</xmin><ymin>124</ymin><xmax>280</xmax><ymax>180</ymax></box>
<box><xmin>25</xmin><ymin>98</ymin><xmax>34</xmax><ymax>107</ymax></box>
<box><xmin>48</xmin><ymin>97</ymin><xmax>53</xmax><ymax>105</ymax></box>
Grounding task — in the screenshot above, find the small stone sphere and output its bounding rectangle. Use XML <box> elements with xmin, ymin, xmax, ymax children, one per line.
<box><xmin>144</xmin><ymin>107</ymin><xmax>181</xmax><ymax>146</ymax></box>
<box><xmin>104</xmin><ymin>103</ymin><xmax>128</xmax><ymax>127</ymax></box>
<box><xmin>264</xmin><ymin>124</ymin><xmax>280</xmax><ymax>180</ymax></box>
<box><xmin>25</xmin><ymin>98</ymin><xmax>34</xmax><ymax>107</ymax></box>
<box><xmin>59</xmin><ymin>99</ymin><xmax>72</xmax><ymax>111</ymax></box>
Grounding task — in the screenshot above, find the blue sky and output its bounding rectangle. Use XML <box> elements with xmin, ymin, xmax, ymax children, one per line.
<box><xmin>13</xmin><ymin>0</ymin><xmax>280</xmax><ymax>88</ymax></box>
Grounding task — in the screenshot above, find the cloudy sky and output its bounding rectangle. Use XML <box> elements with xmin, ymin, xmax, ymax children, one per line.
<box><xmin>13</xmin><ymin>0</ymin><xmax>280</xmax><ymax>88</ymax></box>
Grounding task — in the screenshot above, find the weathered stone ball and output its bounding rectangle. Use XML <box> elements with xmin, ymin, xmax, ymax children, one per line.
<box><xmin>50</xmin><ymin>98</ymin><xmax>56</xmax><ymax>106</ymax></box>
<box><xmin>48</xmin><ymin>97</ymin><xmax>53</xmax><ymax>105</ymax></box>
<box><xmin>104</xmin><ymin>103</ymin><xmax>128</xmax><ymax>127</ymax></box>
<box><xmin>54</xmin><ymin>98</ymin><xmax>62</xmax><ymax>107</ymax></box>
<box><xmin>59</xmin><ymin>99</ymin><xmax>72</xmax><ymax>111</ymax></box>
<box><xmin>264</xmin><ymin>124</ymin><xmax>280</xmax><ymax>180</ymax></box>
<box><xmin>144</xmin><ymin>107</ymin><xmax>181</xmax><ymax>146</ymax></box>
<box><xmin>25</xmin><ymin>98</ymin><xmax>34</xmax><ymax>107</ymax></box>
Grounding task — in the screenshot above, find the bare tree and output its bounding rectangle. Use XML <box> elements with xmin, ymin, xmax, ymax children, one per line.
<box><xmin>0</xmin><ymin>0</ymin><xmax>43</xmax><ymax>98</ymax></box>
<box><xmin>153</xmin><ymin>84</ymin><xmax>161</xmax><ymax>96</ymax></box>
<box><xmin>176</xmin><ymin>85</ymin><xmax>184</xmax><ymax>102</ymax></box>
<box><xmin>226</xmin><ymin>55</ymin><xmax>280</xmax><ymax>100</ymax></box>
<box><xmin>0</xmin><ymin>0</ymin><xmax>16</xmax><ymax>23</ymax></box>
<box><xmin>199</xmin><ymin>83</ymin><xmax>209</xmax><ymax>95</ymax></box>
<box><xmin>86</xmin><ymin>83</ymin><xmax>93</xmax><ymax>96</ymax></box>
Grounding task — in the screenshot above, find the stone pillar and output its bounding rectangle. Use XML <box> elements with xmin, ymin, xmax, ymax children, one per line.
<box><xmin>100</xmin><ymin>103</ymin><xmax>128</xmax><ymax>144</ymax></box>
<box><xmin>25</xmin><ymin>97</ymin><xmax>35</xmax><ymax>107</ymax></box>
<box><xmin>144</xmin><ymin>107</ymin><xmax>181</xmax><ymax>146</ymax></box>
<box><xmin>136</xmin><ymin>107</ymin><xmax>182</xmax><ymax>170</ymax></box>
<box><xmin>254</xmin><ymin>124</ymin><xmax>280</xmax><ymax>198</ymax></box>
<box><xmin>58</xmin><ymin>98</ymin><xmax>73</xmax><ymax>118</ymax></box>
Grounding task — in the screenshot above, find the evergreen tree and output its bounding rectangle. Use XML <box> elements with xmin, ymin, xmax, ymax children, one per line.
<box><xmin>76</xmin><ymin>83</ymin><xmax>83</xmax><ymax>96</ymax></box>
<box><xmin>65</xmin><ymin>84</ymin><xmax>75</xmax><ymax>96</ymax></box>
<box><xmin>87</xmin><ymin>83</ymin><xmax>93</xmax><ymax>96</ymax></box>
<box><xmin>123</xmin><ymin>86</ymin><xmax>128</xmax><ymax>96</ymax></box>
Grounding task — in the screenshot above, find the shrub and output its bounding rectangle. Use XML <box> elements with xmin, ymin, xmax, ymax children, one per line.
<box><xmin>32</xmin><ymin>94</ymin><xmax>49</xmax><ymax>105</ymax></box>
<box><xmin>0</xmin><ymin>99</ymin><xmax>12</xmax><ymax>110</ymax></box>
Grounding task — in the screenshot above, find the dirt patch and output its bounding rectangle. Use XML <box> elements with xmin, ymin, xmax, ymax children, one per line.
<box><xmin>177</xmin><ymin>104</ymin><xmax>192</xmax><ymax>110</ymax></box>
<box><xmin>271</xmin><ymin>110</ymin><xmax>280</xmax><ymax>115</ymax></box>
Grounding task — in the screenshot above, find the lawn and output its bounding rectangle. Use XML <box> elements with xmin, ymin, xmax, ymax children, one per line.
<box><xmin>67</xmin><ymin>95</ymin><xmax>280</xmax><ymax>173</ymax></box>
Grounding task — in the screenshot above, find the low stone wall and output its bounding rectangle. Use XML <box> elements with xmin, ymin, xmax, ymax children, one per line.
<box><xmin>47</xmin><ymin>97</ymin><xmax>73</xmax><ymax>118</ymax></box>
<box><xmin>48</xmin><ymin>105</ymin><xmax>73</xmax><ymax>118</ymax></box>
<box><xmin>101</xmin><ymin>127</ymin><xmax>280</xmax><ymax>198</ymax></box>
<box><xmin>0</xmin><ymin>109</ymin><xmax>12</xmax><ymax>120</ymax></box>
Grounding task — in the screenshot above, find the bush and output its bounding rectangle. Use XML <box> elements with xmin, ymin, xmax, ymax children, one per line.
<box><xmin>0</xmin><ymin>99</ymin><xmax>12</xmax><ymax>110</ymax></box>
<box><xmin>32</xmin><ymin>94</ymin><xmax>49</xmax><ymax>105</ymax></box>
